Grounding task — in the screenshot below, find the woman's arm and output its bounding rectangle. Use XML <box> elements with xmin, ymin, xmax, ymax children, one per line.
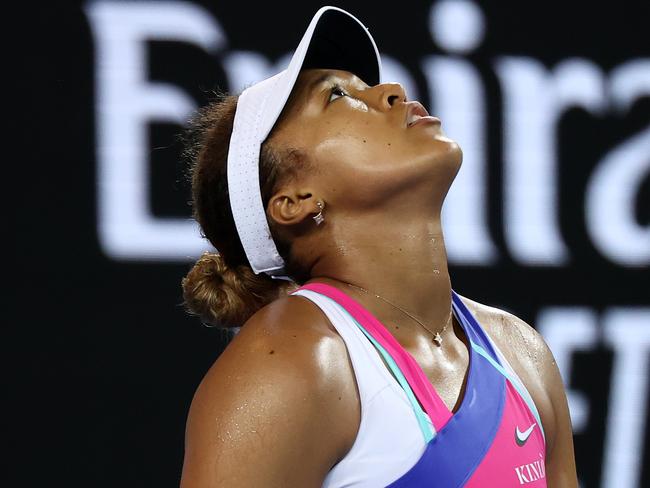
<box><xmin>537</xmin><ymin>331</ymin><xmax>579</xmax><ymax>487</ymax></box>
<box><xmin>506</xmin><ymin>313</ymin><xmax>579</xmax><ymax>487</ymax></box>
<box><xmin>180</xmin><ymin>299</ymin><xmax>354</xmax><ymax>487</ymax></box>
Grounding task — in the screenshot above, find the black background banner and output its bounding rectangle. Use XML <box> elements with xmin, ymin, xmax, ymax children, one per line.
<box><xmin>14</xmin><ymin>0</ymin><xmax>649</xmax><ymax>486</ymax></box>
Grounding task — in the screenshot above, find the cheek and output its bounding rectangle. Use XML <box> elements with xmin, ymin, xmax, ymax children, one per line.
<box><xmin>311</xmin><ymin>127</ymin><xmax>447</xmax><ymax>176</ymax></box>
<box><xmin>311</xmin><ymin>131</ymin><xmax>392</xmax><ymax>175</ymax></box>
<box><xmin>308</xmin><ymin>133</ymin><xmax>414</xmax><ymax>208</ymax></box>
<box><xmin>304</xmin><ymin>127</ymin><xmax>463</xmax><ymax>210</ymax></box>
<box><xmin>310</xmin><ymin>116</ymin><xmax>393</xmax><ymax>164</ymax></box>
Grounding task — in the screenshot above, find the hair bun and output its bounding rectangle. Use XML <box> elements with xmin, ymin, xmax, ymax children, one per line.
<box><xmin>181</xmin><ymin>251</ymin><xmax>296</xmax><ymax>328</ymax></box>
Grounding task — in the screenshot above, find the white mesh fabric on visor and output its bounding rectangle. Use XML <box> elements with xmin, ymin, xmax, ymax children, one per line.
<box><xmin>225</xmin><ymin>6</ymin><xmax>382</xmax><ymax>282</ymax></box>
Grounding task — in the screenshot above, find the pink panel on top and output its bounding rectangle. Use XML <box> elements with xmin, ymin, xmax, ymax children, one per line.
<box><xmin>466</xmin><ymin>381</ymin><xmax>547</xmax><ymax>487</ymax></box>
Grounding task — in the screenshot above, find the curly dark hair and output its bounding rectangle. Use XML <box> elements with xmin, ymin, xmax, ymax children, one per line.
<box><xmin>180</xmin><ymin>91</ymin><xmax>312</xmax><ymax>328</ymax></box>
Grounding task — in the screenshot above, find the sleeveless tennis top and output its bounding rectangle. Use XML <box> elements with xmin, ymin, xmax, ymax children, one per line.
<box><xmin>290</xmin><ymin>283</ymin><xmax>547</xmax><ymax>487</ymax></box>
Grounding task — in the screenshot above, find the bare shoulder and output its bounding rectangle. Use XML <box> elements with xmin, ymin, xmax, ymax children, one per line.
<box><xmin>455</xmin><ymin>293</ymin><xmax>550</xmax><ymax>371</ymax></box>
<box><xmin>456</xmin><ymin>292</ymin><xmax>578</xmax><ymax>484</ymax></box>
<box><xmin>459</xmin><ymin>295</ymin><xmax>571</xmax><ymax>449</ymax></box>
<box><xmin>459</xmin><ymin>295</ymin><xmax>560</xmax><ymax>396</ymax></box>
<box><xmin>181</xmin><ymin>295</ymin><xmax>359</xmax><ymax>487</ymax></box>
<box><xmin>454</xmin><ymin>294</ymin><xmax>557</xmax><ymax>433</ymax></box>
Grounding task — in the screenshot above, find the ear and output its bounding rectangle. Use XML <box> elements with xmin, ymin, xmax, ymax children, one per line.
<box><xmin>267</xmin><ymin>186</ymin><xmax>318</xmax><ymax>227</ymax></box>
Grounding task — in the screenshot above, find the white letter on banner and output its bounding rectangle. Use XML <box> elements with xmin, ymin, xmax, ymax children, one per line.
<box><xmin>586</xmin><ymin>59</ymin><xmax>650</xmax><ymax>266</ymax></box>
<box><xmin>495</xmin><ymin>58</ymin><xmax>607</xmax><ymax>266</ymax></box>
<box><xmin>537</xmin><ymin>308</ymin><xmax>598</xmax><ymax>433</ymax></box>
<box><xmin>85</xmin><ymin>1</ymin><xmax>225</xmax><ymax>260</ymax></box>
<box><xmin>601</xmin><ymin>308</ymin><xmax>650</xmax><ymax>488</ymax></box>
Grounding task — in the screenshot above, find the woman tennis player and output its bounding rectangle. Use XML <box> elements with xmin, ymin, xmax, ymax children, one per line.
<box><xmin>179</xmin><ymin>6</ymin><xmax>578</xmax><ymax>487</ymax></box>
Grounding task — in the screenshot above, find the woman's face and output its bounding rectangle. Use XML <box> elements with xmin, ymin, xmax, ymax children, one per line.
<box><xmin>269</xmin><ymin>68</ymin><xmax>463</xmax><ymax>216</ymax></box>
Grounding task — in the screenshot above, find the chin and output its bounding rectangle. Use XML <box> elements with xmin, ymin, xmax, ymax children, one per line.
<box><xmin>421</xmin><ymin>139</ymin><xmax>463</xmax><ymax>196</ymax></box>
<box><xmin>430</xmin><ymin>136</ymin><xmax>463</xmax><ymax>170</ymax></box>
<box><xmin>446</xmin><ymin>139</ymin><xmax>463</xmax><ymax>171</ymax></box>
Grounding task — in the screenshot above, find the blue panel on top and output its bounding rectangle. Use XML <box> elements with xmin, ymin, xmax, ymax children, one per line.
<box><xmin>386</xmin><ymin>290</ymin><xmax>506</xmax><ymax>487</ymax></box>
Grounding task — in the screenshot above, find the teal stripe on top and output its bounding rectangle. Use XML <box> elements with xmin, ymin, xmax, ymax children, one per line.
<box><xmin>470</xmin><ymin>341</ymin><xmax>546</xmax><ymax>443</ymax></box>
<box><xmin>355</xmin><ymin>320</ymin><xmax>436</xmax><ymax>443</ymax></box>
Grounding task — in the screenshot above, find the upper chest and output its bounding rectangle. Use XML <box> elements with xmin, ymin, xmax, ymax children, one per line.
<box><xmin>370</xmin><ymin>297</ymin><xmax>553</xmax><ymax>427</ymax></box>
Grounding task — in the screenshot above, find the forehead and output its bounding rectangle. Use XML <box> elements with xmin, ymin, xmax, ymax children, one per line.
<box><xmin>299</xmin><ymin>68</ymin><xmax>367</xmax><ymax>87</ymax></box>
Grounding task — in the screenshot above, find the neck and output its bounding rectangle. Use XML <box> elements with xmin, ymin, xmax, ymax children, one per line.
<box><xmin>304</xmin><ymin>215</ymin><xmax>453</xmax><ymax>346</ymax></box>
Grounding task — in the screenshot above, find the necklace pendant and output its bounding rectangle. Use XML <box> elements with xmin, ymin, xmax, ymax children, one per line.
<box><xmin>433</xmin><ymin>332</ymin><xmax>443</xmax><ymax>346</ymax></box>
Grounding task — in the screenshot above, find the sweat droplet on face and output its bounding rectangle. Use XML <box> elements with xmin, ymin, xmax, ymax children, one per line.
<box><xmin>335</xmin><ymin>245</ymin><xmax>351</xmax><ymax>256</ymax></box>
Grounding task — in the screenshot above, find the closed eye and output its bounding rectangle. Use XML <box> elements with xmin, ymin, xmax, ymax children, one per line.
<box><xmin>328</xmin><ymin>85</ymin><xmax>348</xmax><ymax>103</ymax></box>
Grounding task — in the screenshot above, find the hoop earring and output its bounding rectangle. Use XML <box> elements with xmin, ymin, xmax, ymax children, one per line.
<box><xmin>313</xmin><ymin>201</ymin><xmax>325</xmax><ymax>225</ymax></box>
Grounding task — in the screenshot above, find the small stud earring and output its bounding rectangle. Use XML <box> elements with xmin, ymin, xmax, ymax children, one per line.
<box><xmin>313</xmin><ymin>201</ymin><xmax>325</xmax><ymax>225</ymax></box>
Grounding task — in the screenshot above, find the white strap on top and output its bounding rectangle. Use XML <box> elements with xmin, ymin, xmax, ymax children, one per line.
<box><xmin>292</xmin><ymin>289</ymin><xmax>392</xmax><ymax>402</ymax></box>
<box><xmin>291</xmin><ymin>289</ymin><xmax>428</xmax><ymax>487</ymax></box>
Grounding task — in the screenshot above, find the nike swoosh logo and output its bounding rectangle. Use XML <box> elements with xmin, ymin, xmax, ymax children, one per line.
<box><xmin>515</xmin><ymin>422</ymin><xmax>537</xmax><ymax>446</ymax></box>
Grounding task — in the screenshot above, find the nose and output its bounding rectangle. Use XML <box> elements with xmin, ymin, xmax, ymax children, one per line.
<box><xmin>375</xmin><ymin>82</ymin><xmax>408</xmax><ymax>110</ymax></box>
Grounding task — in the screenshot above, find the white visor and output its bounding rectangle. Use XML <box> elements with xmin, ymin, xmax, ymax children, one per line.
<box><xmin>226</xmin><ymin>5</ymin><xmax>382</xmax><ymax>281</ymax></box>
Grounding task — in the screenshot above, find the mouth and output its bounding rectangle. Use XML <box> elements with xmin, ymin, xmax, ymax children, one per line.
<box><xmin>405</xmin><ymin>101</ymin><xmax>441</xmax><ymax>128</ymax></box>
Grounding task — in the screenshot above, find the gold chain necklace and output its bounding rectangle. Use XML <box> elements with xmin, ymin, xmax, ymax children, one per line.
<box><xmin>342</xmin><ymin>281</ymin><xmax>452</xmax><ymax>346</ymax></box>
